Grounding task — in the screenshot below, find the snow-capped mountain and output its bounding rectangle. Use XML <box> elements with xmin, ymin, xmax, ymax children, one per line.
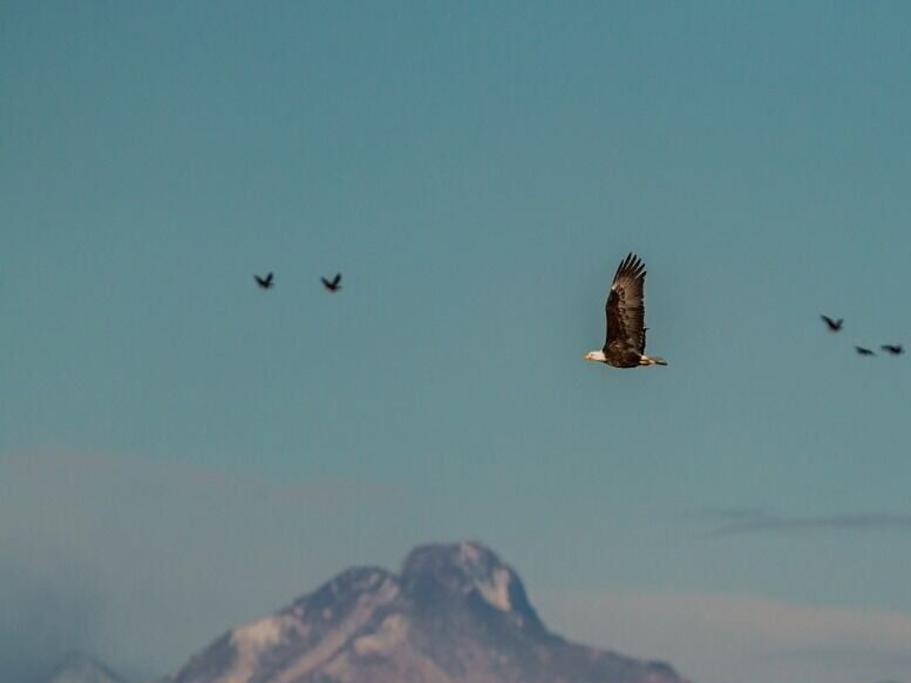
<box><xmin>46</xmin><ymin>653</ymin><xmax>128</xmax><ymax>683</ymax></box>
<box><xmin>166</xmin><ymin>541</ymin><xmax>690</xmax><ymax>683</ymax></box>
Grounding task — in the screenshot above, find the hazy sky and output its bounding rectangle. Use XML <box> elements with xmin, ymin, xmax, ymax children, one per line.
<box><xmin>3</xmin><ymin>3</ymin><xmax>911</xmax><ymax>683</ymax></box>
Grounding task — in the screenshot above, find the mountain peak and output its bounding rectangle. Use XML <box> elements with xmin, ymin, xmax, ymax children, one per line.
<box><xmin>401</xmin><ymin>541</ymin><xmax>546</xmax><ymax>632</ymax></box>
<box><xmin>402</xmin><ymin>541</ymin><xmax>511</xmax><ymax>604</ymax></box>
<box><xmin>169</xmin><ymin>540</ymin><xmax>689</xmax><ymax>683</ymax></box>
<box><xmin>403</xmin><ymin>542</ymin><xmax>503</xmax><ymax>579</ymax></box>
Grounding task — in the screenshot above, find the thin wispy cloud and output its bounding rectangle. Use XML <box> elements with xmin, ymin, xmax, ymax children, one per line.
<box><xmin>537</xmin><ymin>589</ymin><xmax>911</xmax><ymax>683</ymax></box>
<box><xmin>703</xmin><ymin>509</ymin><xmax>911</xmax><ymax>537</ymax></box>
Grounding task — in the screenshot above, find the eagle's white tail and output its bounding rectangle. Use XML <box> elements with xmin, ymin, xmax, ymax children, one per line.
<box><xmin>640</xmin><ymin>355</ymin><xmax>668</xmax><ymax>366</ymax></box>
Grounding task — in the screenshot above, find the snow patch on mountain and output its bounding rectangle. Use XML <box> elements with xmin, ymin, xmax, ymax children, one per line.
<box><xmin>478</xmin><ymin>567</ymin><xmax>512</xmax><ymax>612</ymax></box>
<box><xmin>353</xmin><ymin>614</ymin><xmax>408</xmax><ymax>656</ymax></box>
<box><xmin>453</xmin><ymin>542</ymin><xmax>514</xmax><ymax>611</ymax></box>
<box><xmin>458</xmin><ymin>541</ymin><xmax>482</xmax><ymax>565</ymax></box>
<box><xmin>224</xmin><ymin>615</ymin><xmax>293</xmax><ymax>683</ymax></box>
<box><xmin>271</xmin><ymin>575</ymin><xmax>400</xmax><ymax>683</ymax></box>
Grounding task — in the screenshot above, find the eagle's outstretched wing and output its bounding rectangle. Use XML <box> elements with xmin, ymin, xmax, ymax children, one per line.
<box><xmin>604</xmin><ymin>253</ymin><xmax>647</xmax><ymax>355</ymax></box>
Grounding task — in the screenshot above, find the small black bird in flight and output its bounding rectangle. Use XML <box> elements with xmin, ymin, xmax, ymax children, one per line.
<box><xmin>855</xmin><ymin>346</ymin><xmax>876</xmax><ymax>356</ymax></box>
<box><xmin>821</xmin><ymin>315</ymin><xmax>843</xmax><ymax>332</ymax></box>
<box><xmin>881</xmin><ymin>344</ymin><xmax>904</xmax><ymax>355</ymax></box>
<box><xmin>254</xmin><ymin>272</ymin><xmax>274</xmax><ymax>289</ymax></box>
<box><xmin>321</xmin><ymin>273</ymin><xmax>342</xmax><ymax>292</ymax></box>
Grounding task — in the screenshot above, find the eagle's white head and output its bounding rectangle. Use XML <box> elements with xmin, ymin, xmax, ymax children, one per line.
<box><xmin>584</xmin><ymin>350</ymin><xmax>606</xmax><ymax>362</ymax></box>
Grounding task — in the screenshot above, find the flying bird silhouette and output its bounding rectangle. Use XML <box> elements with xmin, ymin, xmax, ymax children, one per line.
<box><xmin>584</xmin><ymin>253</ymin><xmax>667</xmax><ymax>369</ymax></box>
<box><xmin>855</xmin><ymin>346</ymin><xmax>876</xmax><ymax>356</ymax></box>
<box><xmin>881</xmin><ymin>344</ymin><xmax>904</xmax><ymax>355</ymax></box>
<box><xmin>321</xmin><ymin>273</ymin><xmax>342</xmax><ymax>292</ymax></box>
<box><xmin>821</xmin><ymin>315</ymin><xmax>843</xmax><ymax>332</ymax></box>
<box><xmin>254</xmin><ymin>272</ymin><xmax>274</xmax><ymax>289</ymax></box>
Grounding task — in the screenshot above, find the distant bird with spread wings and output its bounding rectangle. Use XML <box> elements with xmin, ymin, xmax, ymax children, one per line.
<box><xmin>881</xmin><ymin>344</ymin><xmax>904</xmax><ymax>356</ymax></box>
<box><xmin>584</xmin><ymin>253</ymin><xmax>667</xmax><ymax>369</ymax></box>
<box><xmin>855</xmin><ymin>346</ymin><xmax>876</xmax><ymax>356</ymax></box>
<box><xmin>820</xmin><ymin>315</ymin><xmax>843</xmax><ymax>332</ymax></box>
<box><xmin>321</xmin><ymin>273</ymin><xmax>342</xmax><ymax>292</ymax></box>
<box><xmin>254</xmin><ymin>272</ymin><xmax>274</xmax><ymax>289</ymax></box>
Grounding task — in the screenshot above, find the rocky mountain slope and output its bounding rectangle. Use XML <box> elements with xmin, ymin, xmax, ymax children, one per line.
<box><xmin>165</xmin><ymin>541</ymin><xmax>690</xmax><ymax>683</ymax></box>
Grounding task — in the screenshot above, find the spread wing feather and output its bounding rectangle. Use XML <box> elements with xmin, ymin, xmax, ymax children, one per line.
<box><xmin>603</xmin><ymin>253</ymin><xmax>647</xmax><ymax>355</ymax></box>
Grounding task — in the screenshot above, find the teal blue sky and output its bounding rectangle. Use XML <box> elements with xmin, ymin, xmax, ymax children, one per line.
<box><xmin>3</xmin><ymin>4</ymin><xmax>911</xmax><ymax>683</ymax></box>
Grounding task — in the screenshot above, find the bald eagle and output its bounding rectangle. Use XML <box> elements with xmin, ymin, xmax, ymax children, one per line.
<box><xmin>585</xmin><ymin>253</ymin><xmax>667</xmax><ymax>369</ymax></box>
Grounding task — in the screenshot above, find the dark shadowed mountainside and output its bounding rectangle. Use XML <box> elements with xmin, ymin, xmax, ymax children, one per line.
<box><xmin>165</xmin><ymin>541</ymin><xmax>690</xmax><ymax>683</ymax></box>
